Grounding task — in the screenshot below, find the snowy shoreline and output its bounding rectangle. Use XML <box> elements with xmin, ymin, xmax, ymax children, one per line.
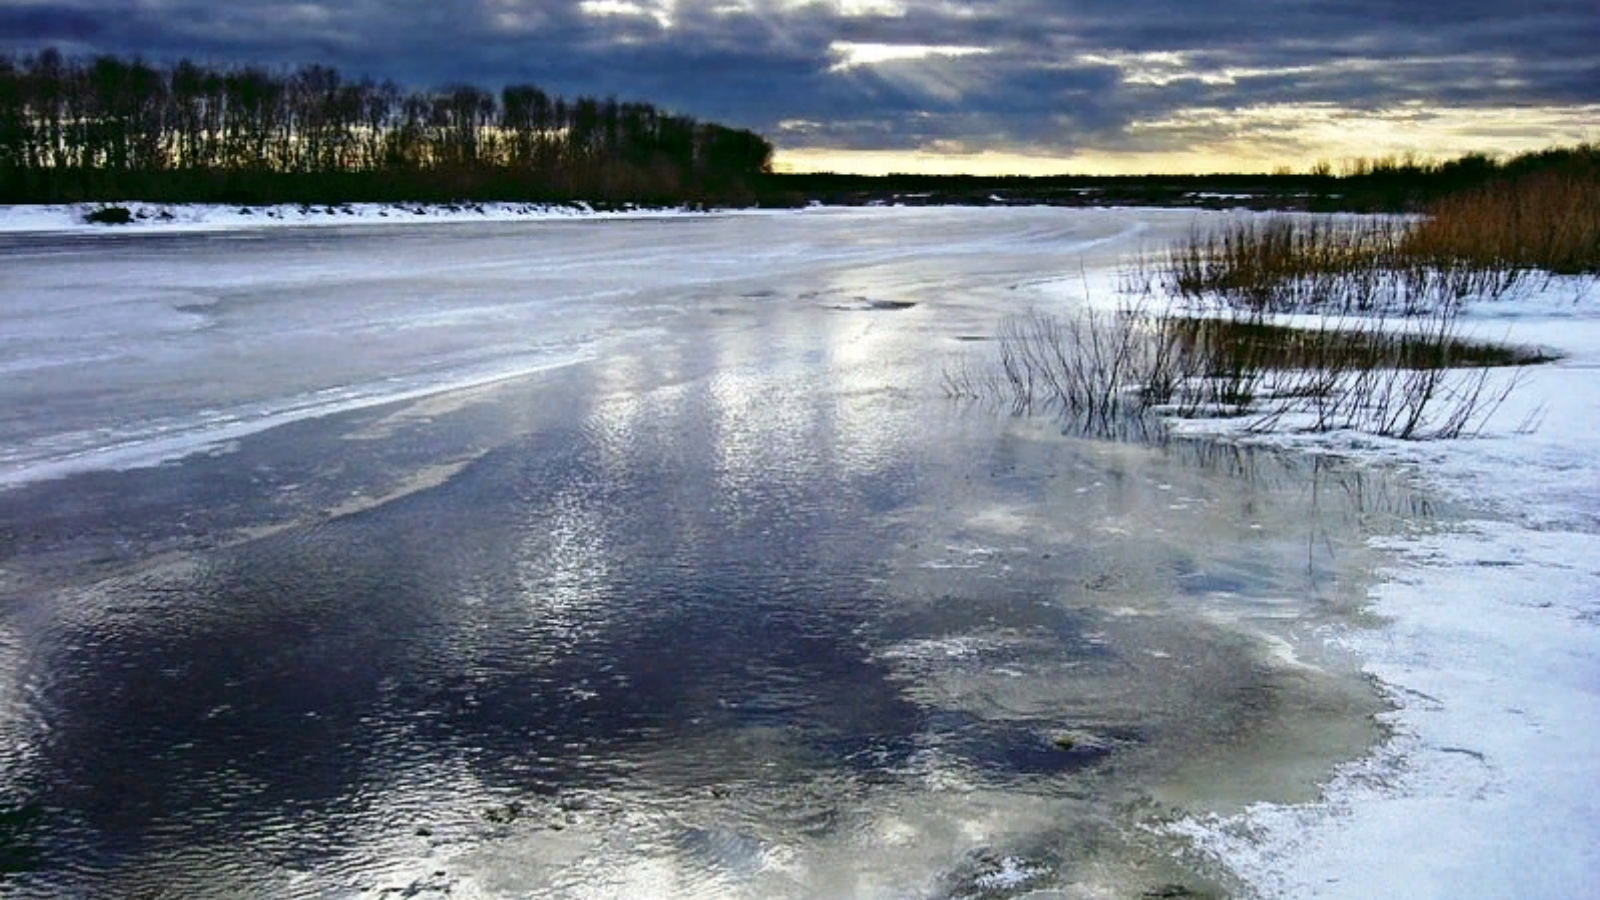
<box><xmin>0</xmin><ymin>200</ymin><xmax>793</xmax><ymax>234</ymax></box>
<box><xmin>990</xmin><ymin>261</ymin><xmax>1600</xmax><ymax>896</ymax></box>
<box><xmin>1153</xmin><ymin>277</ymin><xmax>1600</xmax><ymax>898</ymax></box>
<box><xmin>0</xmin><ymin>199</ymin><xmax>1242</xmax><ymax>236</ymax></box>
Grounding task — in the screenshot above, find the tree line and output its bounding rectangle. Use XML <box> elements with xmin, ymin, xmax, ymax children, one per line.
<box><xmin>0</xmin><ymin>49</ymin><xmax>775</xmax><ymax>205</ymax></box>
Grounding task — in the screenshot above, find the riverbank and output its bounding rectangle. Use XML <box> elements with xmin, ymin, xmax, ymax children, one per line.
<box><xmin>1024</xmin><ymin>262</ymin><xmax>1598</xmax><ymax>895</ymax></box>
<box><xmin>0</xmin><ymin>186</ymin><xmax>1380</xmax><ymax>236</ymax></box>
<box><xmin>1148</xmin><ymin>277</ymin><xmax>1600</xmax><ymax>898</ymax></box>
<box><xmin>0</xmin><ymin>200</ymin><xmax>768</xmax><ymax>234</ymax></box>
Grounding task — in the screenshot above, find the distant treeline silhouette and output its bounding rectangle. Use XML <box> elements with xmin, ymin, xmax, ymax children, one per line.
<box><xmin>1308</xmin><ymin>143</ymin><xmax>1599</xmax><ymax>212</ymax></box>
<box><xmin>0</xmin><ymin>49</ymin><xmax>774</xmax><ymax>205</ymax></box>
<box><xmin>765</xmin><ymin>144</ymin><xmax>1600</xmax><ymax>213</ymax></box>
<box><xmin>758</xmin><ymin>143</ymin><xmax>1600</xmax><ymax>212</ymax></box>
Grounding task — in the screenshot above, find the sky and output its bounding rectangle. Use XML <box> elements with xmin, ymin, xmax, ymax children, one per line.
<box><xmin>2</xmin><ymin>0</ymin><xmax>1596</xmax><ymax>175</ymax></box>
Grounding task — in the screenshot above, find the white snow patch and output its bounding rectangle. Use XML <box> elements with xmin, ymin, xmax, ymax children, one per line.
<box><xmin>0</xmin><ymin>201</ymin><xmax>790</xmax><ymax>235</ymax></box>
<box><xmin>974</xmin><ymin>856</ymin><xmax>1043</xmax><ymax>890</ymax></box>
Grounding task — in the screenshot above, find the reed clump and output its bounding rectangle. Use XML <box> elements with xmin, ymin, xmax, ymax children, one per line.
<box><xmin>1405</xmin><ymin>161</ymin><xmax>1600</xmax><ymax>275</ymax></box>
<box><xmin>952</xmin><ymin>155</ymin><xmax>1595</xmax><ymax>440</ymax></box>
<box><xmin>1154</xmin><ymin>216</ymin><xmax>1526</xmax><ymax>316</ymax></box>
<box><xmin>1156</xmin><ymin>149</ymin><xmax>1600</xmax><ymax>315</ymax></box>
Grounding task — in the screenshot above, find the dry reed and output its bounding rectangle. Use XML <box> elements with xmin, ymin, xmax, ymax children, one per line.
<box><xmin>1150</xmin><ymin>216</ymin><xmax>1527</xmax><ymax>316</ymax></box>
<box><xmin>1407</xmin><ymin>167</ymin><xmax>1600</xmax><ymax>275</ymax></box>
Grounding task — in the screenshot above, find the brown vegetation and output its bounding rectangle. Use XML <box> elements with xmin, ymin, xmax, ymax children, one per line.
<box><xmin>1406</xmin><ymin>152</ymin><xmax>1600</xmax><ymax>275</ymax></box>
<box><xmin>951</xmin><ymin>150</ymin><xmax>1598</xmax><ymax>439</ymax></box>
<box><xmin>1142</xmin><ymin>146</ymin><xmax>1599</xmax><ymax>322</ymax></box>
<box><xmin>1147</xmin><ymin>216</ymin><xmax>1528</xmax><ymax>316</ymax></box>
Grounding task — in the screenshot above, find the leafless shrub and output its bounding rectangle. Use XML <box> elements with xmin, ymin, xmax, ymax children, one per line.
<box><xmin>945</xmin><ymin>298</ymin><xmax>1536</xmax><ymax>441</ymax></box>
<box><xmin>1237</xmin><ymin>306</ymin><xmax>1530</xmax><ymax>439</ymax></box>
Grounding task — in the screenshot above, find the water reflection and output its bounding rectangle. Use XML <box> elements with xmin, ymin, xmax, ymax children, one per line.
<box><xmin>6</xmin><ymin>391</ymin><xmax>1426</xmax><ymax>897</ymax></box>
<box><xmin>4</xmin><ymin>403</ymin><xmax>1399</xmax><ymax>897</ymax></box>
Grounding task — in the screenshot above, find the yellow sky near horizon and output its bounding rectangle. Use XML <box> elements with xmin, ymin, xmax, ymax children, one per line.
<box><xmin>773</xmin><ymin>102</ymin><xmax>1600</xmax><ymax>176</ymax></box>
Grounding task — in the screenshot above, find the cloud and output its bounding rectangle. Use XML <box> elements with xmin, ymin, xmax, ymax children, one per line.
<box><xmin>825</xmin><ymin>41</ymin><xmax>992</xmax><ymax>72</ymax></box>
<box><xmin>1</xmin><ymin>0</ymin><xmax>1595</xmax><ymax>170</ymax></box>
<box><xmin>0</xmin><ymin>4</ymin><xmax>106</xmax><ymax>42</ymax></box>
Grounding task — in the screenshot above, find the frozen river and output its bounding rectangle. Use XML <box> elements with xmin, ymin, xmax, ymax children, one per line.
<box><xmin>0</xmin><ymin>208</ymin><xmax>1432</xmax><ymax>897</ymax></box>
<box><xmin>0</xmin><ymin>207</ymin><xmax>1155</xmax><ymax>486</ymax></box>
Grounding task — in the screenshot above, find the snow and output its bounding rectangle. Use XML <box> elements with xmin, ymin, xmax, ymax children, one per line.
<box><xmin>0</xmin><ymin>200</ymin><xmax>782</xmax><ymax>234</ymax></box>
<box><xmin>1158</xmin><ymin>274</ymin><xmax>1600</xmax><ymax>898</ymax></box>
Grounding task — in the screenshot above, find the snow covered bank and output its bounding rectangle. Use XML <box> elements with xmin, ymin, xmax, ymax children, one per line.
<box><xmin>1158</xmin><ymin>277</ymin><xmax>1600</xmax><ymax>898</ymax></box>
<box><xmin>0</xmin><ymin>200</ymin><xmax>788</xmax><ymax>234</ymax></box>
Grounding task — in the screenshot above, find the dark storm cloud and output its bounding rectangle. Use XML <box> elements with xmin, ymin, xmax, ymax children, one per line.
<box><xmin>1</xmin><ymin>0</ymin><xmax>1594</xmax><ymax>159</ymax></box>
<box><xmin>0</xmin><ymin>5</ymin><xmax>105</xmax><ymax>42</ymax></box>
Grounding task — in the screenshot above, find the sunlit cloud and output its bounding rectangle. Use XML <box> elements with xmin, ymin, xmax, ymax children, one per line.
<box><xmin>827</xmin><ymin>41</ymin><xmax>992</xmax><ymax>72</ymax></box>
<box><xmin>578</xmin><ymin>0</ymin><xmax>676</xmax><ymax>29</ymax></box>
<box><xmin>775</xmin><ymin>146</ymin><xmax>1086</xmax><ymax>176</ymax></box>
<box><xmin>831</xmin><ymin>0</ymin><xmax>907</xmax><ymax>16</ymax></box>
<box><xmin>756</xmin><ymin>0</ymin><xmax>908</xmax><ymax>16</ymax></box>
<box><xmin>1078</xmin><ymin>50</ymin><xmax>1325</xmax><ymax>87</ymax></box>
<box><xmin>276</xmin><ymin>4</ymin><xmax>333</xmax><ymax>26</ymax></box>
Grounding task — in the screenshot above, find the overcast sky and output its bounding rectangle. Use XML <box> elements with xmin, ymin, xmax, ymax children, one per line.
<box><xmin>3</xmin><ymin>0</ymin><xmax>1596</xmax><ymax>173</ymax></box>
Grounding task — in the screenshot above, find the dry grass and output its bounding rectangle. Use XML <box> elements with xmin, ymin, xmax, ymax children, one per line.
<box><xmin>1149</xmin><ymin>216</ymin><xmax>1526</xmax><ymax>316</ymax></box>
<box><xmin>1406</xmin><ymin>167</ymin><xmax>1600</xmax><ymax>275</ymax></box>
<box><xmin>1228</xmin><ymin>307</ymin><xmax>1534</xmax><ymax>439</ymax></box>
<box><xmin>950</xmin><ymin>158</ymin><xmax>1593</xmax><ymax>440</ymax></box>
<box><xmin>1152</xmin><ymin>151</ymin><xmax>1600</xmax><ymax>318</ymax></box>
